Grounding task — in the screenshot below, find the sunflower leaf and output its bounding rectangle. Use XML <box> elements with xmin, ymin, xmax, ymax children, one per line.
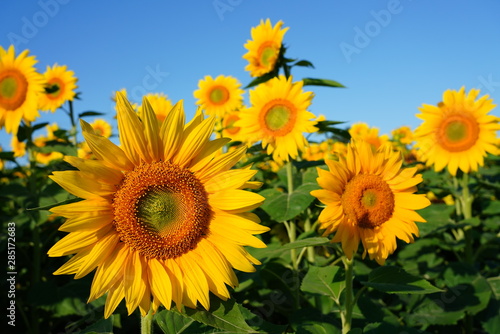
<box><xmin>183</xmin><ymin>297</ymin><xmax>257</xmax><ymax>333</ymax></box>
<box><xmin>26</xmin><ymin>196</ymin><xmax>80</xmax><ymax>211</ymax></box>
<box><xmin>302</xmin><ymin>78</ymin><xmax>345</xmax><ymax>88</ymax></box>
<box><xmin>301</xmin><ymin>265</ymin><xmax>345</xmax><ymax>301</ymax></box>
<box><xmin>259</xmin><ymin>182</ymin><xmax>320</xmax><ymax>222</ymax></box>
<box><xmin>362</xmin><ymin>266</ymin><xmax>443</xmax><ymax>294</ymax></box>
<box><xmin>155</xmin><ymin>309</ymin><xmax>197</xmax><ymax>334</ymax></box>
<box><xmin>78</xmin><ymin>111</ymin><xmax>105</xmax><ymax>118</ymax></box>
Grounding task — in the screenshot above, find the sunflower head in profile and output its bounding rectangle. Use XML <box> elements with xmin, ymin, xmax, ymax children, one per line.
<box><xmin>0</xmin><ymin>45</ymin><xmax>44</xmax><ymax>134</ymax></box>
<box><xmin>414</xmin><ymin>87</ymin><xmax>499</xmax><ymax>176</ymax></box>
<box><xmin>236</xmin><ymin>75</ymin><xmax>317</xmax><ymax>161</ymax></box>
<box><xmin>193</xmin><ymin>75</ymin><xmax>244</xmax><ymax>118</ymax></box>
<box><xmin>243</xmin><ymin>19</ymin><xmax>288</xmax><ymax>77</ymax></box>
<box><xmin>311</xmin><ymin>140</ymin><xmax>430</xmax><ymax>265</ymax></box>
<box><xmin>38</xmin><ymin>64</ymin><xmax>78</xmax><ymax>112</ymax></box>
<box><xmin>48</xmin><ymin>93</ymin><xmax>268</xmax><ymax>318</ymax></box>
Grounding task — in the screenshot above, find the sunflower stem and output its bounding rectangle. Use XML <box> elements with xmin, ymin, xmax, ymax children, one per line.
<box><xmin>285</xmin><ymin>162</ymin><xmax>298</xmax><ymax>270</ymax></box>
<box><xmin>68</xmin><ymin>100</ymin><xmax>78</xmax><ymax>146</ymax></box>
<box><xmin>304</xmin><ymin>210</ymin><xmax>316</xmax><ymax>264</ymax></box>
<box><xmin>342</xmin><ymin>257</ymin><xmax>354</xmax><ymax>334</ymax></box>
<box><xmin>26</xmin><ymin>125</ymin><xmax>41</xmax><ymax>334</ymax></box>
<box><xmin>141</xmin><ymin>309</ymin><xmax>154</xmax><ymax>334</ymax></box>
<box><xmin>459</xmin><ymin>173</ymin><xmax>474</xmax><ymax>334</ymax></box>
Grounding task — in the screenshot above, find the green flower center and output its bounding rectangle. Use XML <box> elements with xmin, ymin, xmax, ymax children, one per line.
<box><xmin>209</xmin><ymin>85</ymin><xmax>229</xmax><ymax>105</ymax></box>
<box><xmin>265</xmin><ymin>104</ymin><xmax>290</xmax><ymax>131</ymax></box>
<box><xmin>113</xmin><ymin>161</ymin><xmax>212</xmax><ymax>259</ymax></box>
<box><xmin>438</xmin><ymin>113</ymin><xmax>479</xmax><ymax>152</ymax></box>
<box><xmin>260</xmin><ymin>46</ymin><xmax>276</xmax><ymax>66</ymax></box>
<box><xmin>0</xmin><ymin>69</ymin><xmax>28</xmax><ymax>111</ymax></box>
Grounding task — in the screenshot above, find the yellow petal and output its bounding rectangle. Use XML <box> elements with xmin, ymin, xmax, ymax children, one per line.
<box><xmin>148</xmin><ymin>258</ymin><xmax>173</xmax><ymax>310</ymax></box>
<box><xmin>209</xmin><ymin>189</ymin><xmax>264</xmax><ymax>213</ymax></box>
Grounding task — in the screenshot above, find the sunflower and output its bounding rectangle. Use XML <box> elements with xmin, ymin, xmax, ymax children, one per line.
<box><xmin>89</xmin><ymin>119</ymin><xmax>112</xmax><ymax>138</ymax></box>
<box><xmin>34</xmin><ymin>123</ymin><xmax>64</xmax><ymax>165</ymax></box>
<box><xmin>193</xmin><ymin>75</ymin><xmax>244</xmax><ymax>118</ymax></box>
<box><xmin>414</xmin><ymin>87</ymin><xmax>499</xmax><ymax>176</ymax></box>
<box><xmin>221</xmin><ymin>110</ymin><xmax>243</xmax><ymax>142</ymax></box>
<box><xmin>0</xmin><ymin>45</ymin><xmax>44</xmax><ymax>134</ymax></box>
<box><xmin>38</xmin><ymin>64</ymin><xmax>78</xmax><ymax>112</ymax></box>
<box><xmin>243</xmin><ymin>19</ymin><xmax>288</xmax><ymax>77</ymax></box>
<box><xmin>311</xmin><ymin>140</ymin><xmax>430</xmax><ymax>265</ymax></box>
<box><xmin>11</xmin><ymin>135</ymin><xmax>26</xmax><ymax>158</ymax></box>
<box><xmin>138</xmin><ymin>93</ymin><xmax>174</xmax><ymax>122</ymax></box>
<box><xmin>236</xmin><ymin>75</ymin><xmax>317</xmax><ymax>161</ymax></box>
<box><xmin>48</xmin><ymin>93</ymin><xmax>268</xmax><ymax>318</ymax></box>
<box><xmin>349</xmin><ymin>122</ymin><xmax>390</xmax><ymax>150</ymax></box>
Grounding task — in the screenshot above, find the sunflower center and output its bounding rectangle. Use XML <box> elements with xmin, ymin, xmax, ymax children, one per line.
<box><xmin>46</xmin><ymin>78</ymin><xmax>64</xmax><ymax>99</ymax></box>
<box><xmin>437</xmin><ymin>113</ymin><xmax>479</xmax><ymax>152</ymax></box>
<box><xmin>112</xmin><ymin>161</ymin><xmax>212</xmax><ymax>259</ymax></box>
<box><xmin>341</xmin><ymin>174</ymin><xmax>394</xmax><ymax>229</ymax></box>
<box><xmin>258</xmin><ymin>41</ymin><xmax>277</xmax><ymax>66</ymax></box>
<box><xmin>261</xmin><ymin>99</ymin><xmax>297</xmax><ymax>136</ymax></box>
<box><xmin>224</xmin><ymin>113</ymin><xmax>241</xmax><ymax>136</ymax></box>
<box><xmin>209</xmin><ymin>85</ymin><xmax>229</xmax><ymax>105</ymax></box>
<box><xmin>0</xmin><ymin>69</ymin><xmax>28</xmax><ymax>111</ymax></box>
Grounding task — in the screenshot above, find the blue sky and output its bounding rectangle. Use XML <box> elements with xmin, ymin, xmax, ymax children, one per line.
<box><xmin>1</xmin><ymin>0</ymin><xmax>500</xmax><ymax>147</ymax></box>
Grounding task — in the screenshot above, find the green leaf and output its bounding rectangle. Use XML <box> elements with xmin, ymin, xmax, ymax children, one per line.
<box><xmin>482</xmin><ymin>200</ymin><xmax>500</xmax><ymax>215</ymax></box>
<box><xmin>293</xmin><ymin>59</ymin><xmax>315</xmax><ymax>68</ymax></box>
<box><xmin>79</xmin><ymin>111</ymin><xmax>105</xmax><ymax>118</ymax></box>
<box><xmin>487</xmin><ymin>276</ymin><xmax>500</xmax><ymax>299</ymax></box>
<box><xmin>404</xmin><ymin>299</ymin><xmax>464</xmax><ymax>328</ymax></box>
<box><xmin>362</xmin><ymin>266</ymin><xmax>443</xmax><ymax>294</ymax></box>
<box><xmin>244</xmin><ymin>72</ymin><xmax>276</xmax><ymax>89</ymax></box>
<box><xmin>417</xmin><ymin>204</ymin><xmax>456</xmax><ymax>236</ymax></box>
<box><xmin>34</xmin><ymin>142</ymin><xmax>77</xmax><ymax>156</ymax></box>
<box><xmin>280</xmin><ymin>237</ymin><xmax>330</xmax><ymax>251</ymax></box>
<box><xmin>441</xmin><ymin>263</ymin><xmax>492</xmax><ymax>315</ymax></box>
<box><xmin>0</xmin><ymin>151</ymin><xmax>16</xmax><ymax>161</ymax></box>
<box><xmin>79</xmin><ymin>317</ymin><xmax>114</xmax><ymax>334</ymax></box>
<box><xmin>155</xmin><ymin>309</ymin><xmax>196</xmax><ymax>334</ymax></box>
<box><xmin>301</xmin><ymin>265</ymin><xmax>345</xmax><ymax>300</ymax></box>
<box><xmin>302</xmin><ymin>78</ymin><xmax>345</xmax><ymax>88</ymax></box>
<box><xmin>259</xmin><ymin>182</ymin><xmax>320</xmax><ymax>222</ymax></box>
<box><xmin>27</xmin><ymin>196</ymin><xmax>80</xmax><ymax>211</ymax></box>
<box><xmin>183</xmin><ymin>297</ymin><xmax>256</xmax><ymax>333</ymax></box>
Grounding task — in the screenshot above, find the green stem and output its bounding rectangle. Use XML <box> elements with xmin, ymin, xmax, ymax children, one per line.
<box><xmin>285</xmin><ymin>162</ymin><xmax>298</xmax><ymax>270</ymax></box>
<box><xmin>141</xmin><ymin>309</ymin><xmax>154</xmax><ymax>334</ymax></box>
<box><xmin>342</xmin><ymin>257</ymin><xmax>354</xmax><ymax>334</ymax></box>
<box><xmin>26</xmin><ymin>128</ymin><xmax>41</xmax><ymax>334</ymax></box>
<box><xmin>459</xmin><ymin>173</ymin><xmax>474</xmax><ymax>334</ymax></box>
<box><xmin>460</xmin><ymin>173</ymin><xmax>474</xmax><ymax>265</ymax></box>
<box><xmin>304</xmin><ymin>211</ymin><xmax>316</xmax><ymax>264</ymax></box>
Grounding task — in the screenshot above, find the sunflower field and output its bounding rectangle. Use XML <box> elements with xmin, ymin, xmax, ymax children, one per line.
<box><xmin>1</xmin><ymin>18</ymin><xmax>499</xmax><ymax>334</ymax></box>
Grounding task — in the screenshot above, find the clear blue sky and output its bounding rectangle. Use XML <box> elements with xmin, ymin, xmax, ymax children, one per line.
<box><xmin>1</xmin><ymin>0</ymin><xmax>499</xmax><ymax>147</ymax></box>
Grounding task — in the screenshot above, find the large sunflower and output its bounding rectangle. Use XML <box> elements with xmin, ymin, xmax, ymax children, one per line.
<box><xmin>193</xmin><ymin>75</ymin><xmax>244</xmax><ymax>118</ymax></box>
<box><xmin>38</xmin><ymin>64</ymin><xmax>78</xmax><ymax>112</ymax></box>
<box><xmin>236</xmin><ymin>75</ymin><xmax>317</xmax><ymax>161</ymax></box>
<box><xmin>311</xmin><ymin>140</ymin><xmax>430</xmax><ymax>265</ymax></box>
<box><xmin>414</xmin><ymin>87</ymin><xmax>499</xmax><ymax>176</ymax></box>
<box><xmin>48</xmin><ymin>93</ymin><xmax>268</xmax><ymax>318</ymax></box>
<box><xmin>0</xmin><ymin>45</ymin><xmax>44</xmax><ymax>134</ymax></box>
<box><xmin>243</xmin><ymin>19</ymin><xmax>288</xmax><ymax>77</ymax></box>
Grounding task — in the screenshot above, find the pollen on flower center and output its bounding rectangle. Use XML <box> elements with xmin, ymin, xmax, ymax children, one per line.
<box><xmin>261</xmin><ymin>99</ymin><xmax>296</xmax><ymax>136</ymax></box>
<box><xmin>209</xmin><ymin>85</ymin><xmax>229</xmax><ymax>105</ymax></box>
<box><xmin>437</xmin><ymin>113</ymin><xmax>479</xmax><ymax>152</ymax></box>
<box><xmin>0</xmin><ymin>69</ymin><xmax>28</xmax><ymax>110</ymax></box>
<box><xmin>112</xmin><ymin>161</ymin><xmax>213</xmax><ymax>259</ymax></box>
<box><xmin>341</xmin><ymin>174</ymin><xmax>395</xmax><ymax>229</ymax></box>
